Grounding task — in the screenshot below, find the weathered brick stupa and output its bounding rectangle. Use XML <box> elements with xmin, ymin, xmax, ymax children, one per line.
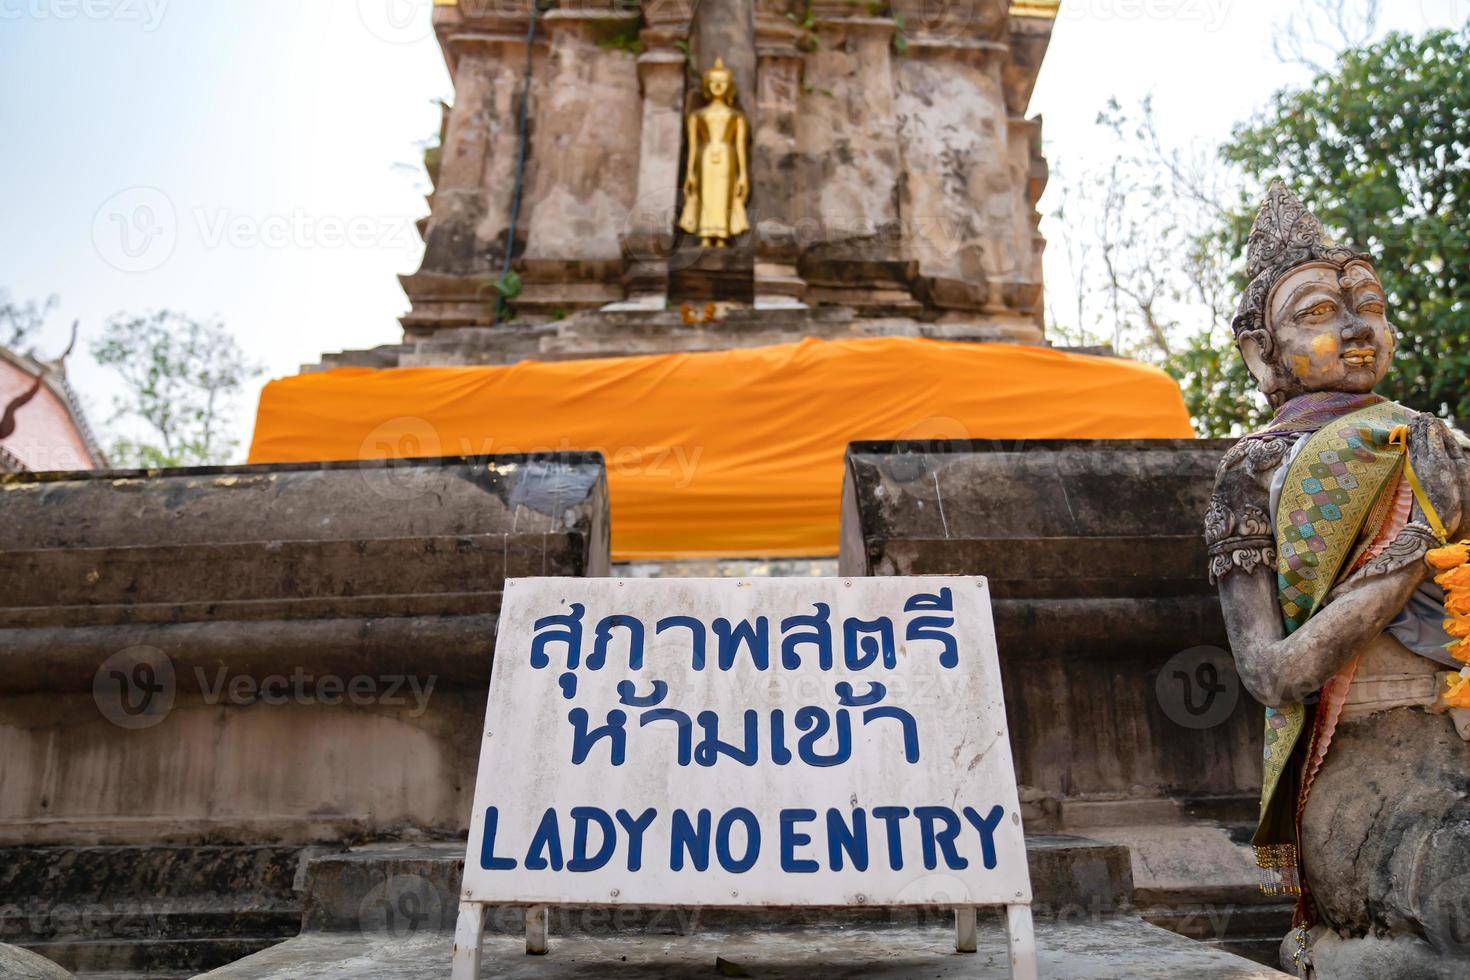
<box><xmin>315</xmin><ymin>0</ymin><xmax>1059</xmax><ymax>370</ymax></box>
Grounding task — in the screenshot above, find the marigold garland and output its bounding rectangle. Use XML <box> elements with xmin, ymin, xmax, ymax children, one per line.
<box><xmin>1443</xmin><ymin>671</ymin><xmax>1470</xmax><ymax>709</ymax></box>
<box><xmin>1428</xmin><ymin>542</ymin><xmax>1470</xmax><ymax>570</ymax></box>
<box><xmin>1428</xmin><ymin>542</ymin><xmax>1470</xmax><ymax>682</ymax></box>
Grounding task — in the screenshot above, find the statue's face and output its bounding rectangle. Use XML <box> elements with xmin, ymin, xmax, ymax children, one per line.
<box><xmin>708</xmin><ymin>74</ymin><xmax>730</xmax><ymax>100</ymax></box>
<box><xmin>1265</xmin><ymin>260</ymin><xmax>1394</xmax><ymax>395</ymax></box>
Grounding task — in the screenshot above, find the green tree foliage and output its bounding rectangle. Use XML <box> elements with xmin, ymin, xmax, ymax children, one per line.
<box><xmin>91</xmin><ymin>311</ymin><xmax>262</xmax><ymax>467</ymax></box>
<box><xmin>1165</xmin><ymin>322</ymin><xmax>1271</xmax><ymax>437</ymax></box>
<box><xmin>1214</xmin><ymin>27</ymin><xmax>1470</xmax><ymax>426</ymax></box>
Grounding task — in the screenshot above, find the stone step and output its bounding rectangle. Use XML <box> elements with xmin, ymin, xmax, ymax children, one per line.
<box><xmin>0</xmin><ymin>845</ymin><xmax>306</xmax><ymax>908</ymax></box>
<box><xmin>3</xmin><ymin>835</ymin><xmax>1150</xmax><ymax>976</ymax></box>
<box><xmin>1143</xmin><ymin>900</ymin><xmax>1296</xmax><ymax>942</ymax></box>
<box><xmin>2</xmin><ymin>905</ymin><xmax>300</xmax><ymax>943</ymax></box>
<box><xmin>297</xmin><ymin>834</ymin><xmax>1134</xmax><ymax>934</ymax></box>
<box><xmin>196</xmin><ymin>917</ymin><xmax>1292</xmax><ymax>979</ymax></box>
<box><xmin>2</xmin><ymin>845</ymin><xmax>308</xmax><ymax>978</ymax></box>
<box><xmin>1076</xmin><ymin>821</ymin><xmax>1295</xmax><ymax>969</ymax></box>
<box><xmin>1202</xmin><ymin>937</ymin><xmax>1289</xmax><ymax>972</ymax></box>
<box><xmin>21</xmin><ymin>936</ymin><xmax>288</xmax><ymax>977</ymax></box>
<box><xmin>1142</xmin><ymin>901</ymin><xmax>1294</xmax><ymax>971</ymax></box>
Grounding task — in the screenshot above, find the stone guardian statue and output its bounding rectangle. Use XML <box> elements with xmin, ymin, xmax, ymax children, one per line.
<box><xmin>1207</xmin><ymin>181</ymin><xmax>1470</xmax><ymax>978</ymax></box>
<box><xmin>678</xmin><ymin>57</ymin><xmax>750</xmax><ymax>248</ymax></box>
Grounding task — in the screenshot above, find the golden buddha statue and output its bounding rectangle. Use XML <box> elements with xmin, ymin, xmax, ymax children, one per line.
<box><xmin>678</xmin><ymin>58</ymin><xmax>750</xmax><ymax>248</ymax></box>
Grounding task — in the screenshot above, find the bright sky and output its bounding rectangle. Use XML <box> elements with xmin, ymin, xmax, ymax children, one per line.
<box><xmin>2</xmin><ymin>0</ymin><xmax>1466</xmax><ymax>461</ymax></box>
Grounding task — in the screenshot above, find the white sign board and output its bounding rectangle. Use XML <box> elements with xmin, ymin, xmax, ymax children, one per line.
<box><xmin>453</xmin><ymin>577</ymin><xmax>1035</xmax><ymax>978</ymax></box>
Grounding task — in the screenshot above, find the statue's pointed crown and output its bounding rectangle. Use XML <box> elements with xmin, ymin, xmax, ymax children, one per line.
<box><xmin>702</xmin><ymin>56</ymin><xmax>735</xmax><ymax>99</ymax></box>
<box><xmin>1245</xmin><ymin>181</ymin><xmax>1338</xmax><ymax>281</ymax></box>
<box><xmin>705</xmin><ymin>56</ymin><xmax>732</xmax><ymax>82</ymax></box>
<box><xmin>1232</xmin><ymin>181</ymin><xmax>1362</xmax><ymax>335</ymax></box>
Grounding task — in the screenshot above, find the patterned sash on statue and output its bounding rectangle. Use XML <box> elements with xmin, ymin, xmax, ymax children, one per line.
<box><xmin>1254</xmin><ymin>399</ymin><xmax>1415</xmax><ymax>899</ymax></box>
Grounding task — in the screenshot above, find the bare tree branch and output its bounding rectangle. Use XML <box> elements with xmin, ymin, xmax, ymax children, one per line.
<box><xmin>0</xmin><ymin>291</ymin><xmax>58</xmax><ymax>350</ymax></box>
<box><xmin>1273</xmin><ymin>0</ymin><xmax>1381</xmax><ymax>73</ymax></box>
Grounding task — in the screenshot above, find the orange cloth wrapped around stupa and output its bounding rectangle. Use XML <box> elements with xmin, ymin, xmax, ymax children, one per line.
<box><xmin>248</xmin><ymin>336</ymin><xmax>1194</xmax><ymax>559</ymax></box>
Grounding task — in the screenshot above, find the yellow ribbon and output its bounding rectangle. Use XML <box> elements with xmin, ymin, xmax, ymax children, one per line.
<box><xmin>1390</xmin><ymin>424</ymin><xmax>1451</xmax><ymax>545</ymax></box>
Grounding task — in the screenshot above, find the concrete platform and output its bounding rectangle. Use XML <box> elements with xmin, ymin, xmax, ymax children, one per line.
<box><xmin>198</xmin><ymin>918</ymin><xmax>1288</xmax><ymax>979</ymax></box>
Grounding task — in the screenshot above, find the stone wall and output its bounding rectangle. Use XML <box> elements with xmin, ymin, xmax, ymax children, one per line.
<box><xmin>314</xmin><ymin>305</ymin><xmax>1066</xmax><ymax>372</ymax></box>
<box><xmin>839</xmin><ymin>438</ymin><xmax>1262</xmax><ymax>825</ymax></box>
<box><xmin>521</xmin><ymin>10</ymin><xmax>644</xmax><ymax>307</ymax></box>
<box><xmin>396</xmin><ymin>0</ymin><xmax>1055</xmax><ymax>349</ymax></box>
<box><xmin>0</xmin><ymin>455</ymin><xmax>609</xmax><ymax>845</ymax></box>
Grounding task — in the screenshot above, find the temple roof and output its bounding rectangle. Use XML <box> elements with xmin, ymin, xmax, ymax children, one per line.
<box><xmin>0</xmin><ymin>346</ymin><xmax>108</xmax><ymax>473</ymax></box>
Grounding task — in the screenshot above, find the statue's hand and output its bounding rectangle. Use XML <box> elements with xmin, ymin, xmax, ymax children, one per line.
<box><xmin>734</xmin><ymin>179</ymin><xmax>748</xmax><ymax>201</ymax></box>
<box><xmin>1409</xmin><ymin>415</ymin><xmax>1465</xmax><ymax>540</ymax></box>
<box><xmin>683</xmin><ymin>178</ymin><xmax>697</xmax><ymax>199</ymax></box>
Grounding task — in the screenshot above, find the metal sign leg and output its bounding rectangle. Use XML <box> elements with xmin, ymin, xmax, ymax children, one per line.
<box><xmin>526</xmin><ymin>904</ymin><xmax>549</xmax><ymax>955</ymax></box>
<box><xmin>955</xmin><ymin>906</ymin><xmax>978</xmax><ymax>953</ymax></box>
<box><xmin>1005</xmin><ymin>904</ymin><xmax>1038</xmax><ymax>980</ymax></box>
<box><xmin>450</xmin><ymin>902</ymin><xmax>485</xmax><ymax>980</ymax></box>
